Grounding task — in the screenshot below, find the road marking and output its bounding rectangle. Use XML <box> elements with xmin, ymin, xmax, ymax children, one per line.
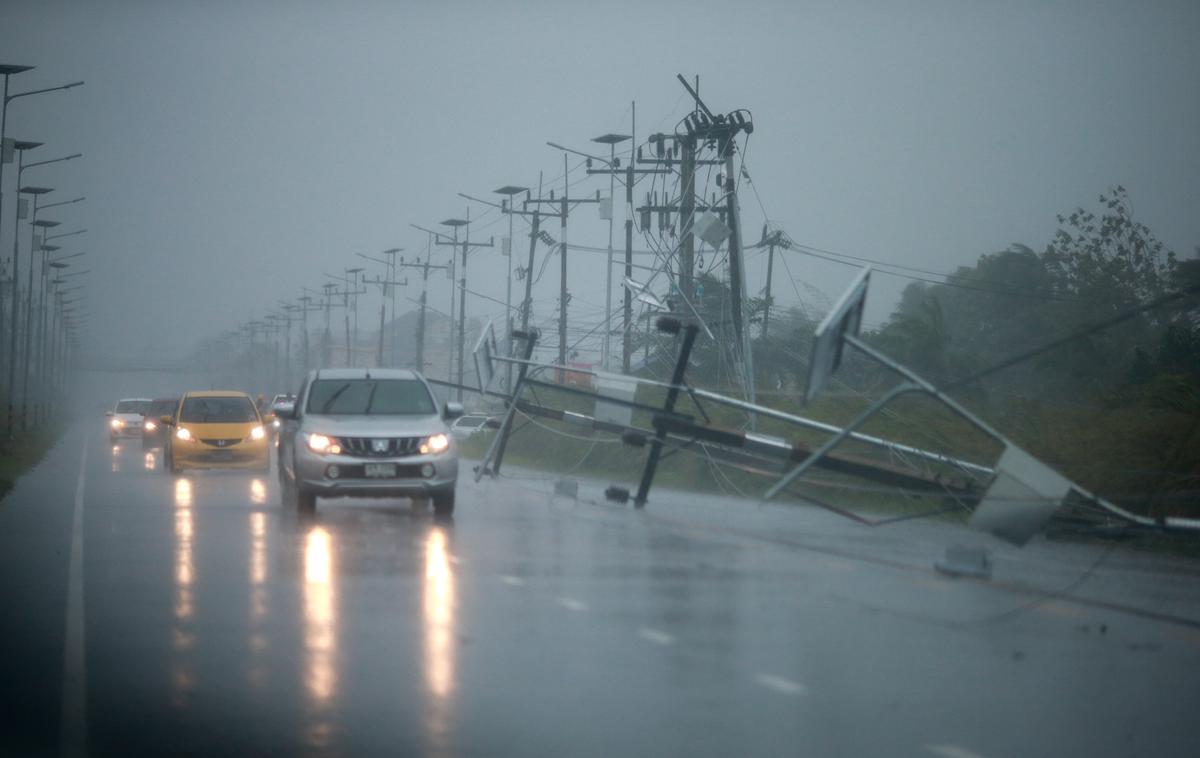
<box><xmin>753</xmin><ymin>673</ymin><xmax>806</xmax><ymax>696</ymax></box>
<box><xmin>60</xmin><ymin>441</ymin><xmax>89</xmax><ymax>757</ymax></box>
<box><xmin>556</xmin><ymin>597</ymin><xmax>589</xmax><ymax>612</ymax></box>
<box><xmin>638</xmin><ymin>628</ymin><xmax>675</xmax><ymax>646</ymax></box>
<box><xmin>926</xmin><ymin>744</ymin><xmax>987</xmax><ymax>758</ymax></box>
<box><xmin>500</xmin><ymin>574</ymin><xmax>525</xmax><ymax>586</ymax></box>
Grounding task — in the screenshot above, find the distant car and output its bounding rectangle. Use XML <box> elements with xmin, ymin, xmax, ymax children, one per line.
<box><xmin>162</xmin><ymin>391</ymin><xmax>270</xmax><ymax>473</ymax></box>
<box><xmin>268</xmin><ymin>393</ymin><xmax>296</xmax><ymax>430</ymax></box>
<box><xmin>276</xmin><ymin>368</ymin><xmax>463</xmax><ymax>516</ymax></box>
<box><xmin>141</xmin><ymin>397</ymin><xmax>180</xmax><ymax>448</ymax></box>
<box><xmin>450</xmin><ymin>414</ymin><xmax>493</xmax><ymax>441</ymax></box>
<box><xmin>109</xmin><ymin>398</ymin><xmax>152</xmax><ymax>442</ymax></box>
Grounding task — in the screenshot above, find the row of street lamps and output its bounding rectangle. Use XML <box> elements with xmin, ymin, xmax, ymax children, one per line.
<box><xmin>0</xmin><ymin>63</ymin><xmax>86</xmax><ymax>434</ymax></box>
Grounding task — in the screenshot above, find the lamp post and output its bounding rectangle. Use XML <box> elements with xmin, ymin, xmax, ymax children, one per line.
<box><xmin>6</xmin><ymin>151</ymin><xmax>81</xmax><ymax>402</ymax></box>
<box><xmin>1</xmin><ymin>140</ymin><xmax>40</xmax><ymax>384</ymax></box>
<box><xmin>0</xmin><ymin>70</ymin><xmax>83</xmax><ymax>273</ymax></box>
<box><xmin>7</xmin><ymin>185</ymin><xmax>51</xmax><ymax>421</ymax></box>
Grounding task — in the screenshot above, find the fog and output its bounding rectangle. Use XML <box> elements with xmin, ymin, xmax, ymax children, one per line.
<box><xmin>2</xmin><ymin>0</ymin><xmax>1197</xmax><ymax>368</ymax></box>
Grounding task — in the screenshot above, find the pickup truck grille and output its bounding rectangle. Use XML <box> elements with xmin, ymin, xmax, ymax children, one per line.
<box><xmin>335</xmin><ymin>436</ymin><xmax>422</xmax><ymax>457</ymax></box>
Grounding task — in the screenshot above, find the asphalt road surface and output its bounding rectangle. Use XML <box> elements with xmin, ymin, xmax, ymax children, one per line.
<box><xmin>2</xmin><ymin>416</ymin><xmax>1199</xmax><ymax>757</ymax></box>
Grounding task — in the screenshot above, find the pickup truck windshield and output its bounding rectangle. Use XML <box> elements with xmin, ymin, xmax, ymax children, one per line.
<box><xmin>306</xmin><ymin>379</ymin><xmax>436</xmax><ymax>415</ymax></box>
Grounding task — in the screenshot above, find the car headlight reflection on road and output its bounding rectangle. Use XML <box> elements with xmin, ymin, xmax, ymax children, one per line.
<box><xmin>249</xmin><ymin>425</ymin><xmax>266</xmax><ymax>441</ymax></box>
<box><xmin>175</xmin><ymin>427</ymin><xmax>194</xmax><ymax>442</ymax></box>
<box><xmin>419</xmin><ymin>433</ymin><xmax>450</xmax><ymax>455</ymax></box>
<box><xmin>307</xmin><ymin>433</ymin><xmax>341</xmax><ymax>455</ymax></box>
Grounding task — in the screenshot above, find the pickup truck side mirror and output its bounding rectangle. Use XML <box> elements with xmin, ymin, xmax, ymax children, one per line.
<box><xmin>273</xmin><ymin>401</ymin><xmax>297</xmax><ymax>421</ymax></box>
<box><xmin>443</xmin><ymin>401</ymin><xmax>464</xmax><ymax>421</ymax></box>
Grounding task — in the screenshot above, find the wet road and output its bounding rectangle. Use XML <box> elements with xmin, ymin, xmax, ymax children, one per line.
<box><xmin>2</xmin><ymin>419</ymin><xmax>1200</xmax><ymax>756</ymax></box>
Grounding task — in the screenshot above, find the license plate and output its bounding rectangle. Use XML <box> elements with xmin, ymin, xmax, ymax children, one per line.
<box><xmin>364</xmin><ymin>463</ymin><xmax>396</xmax><ymax>478</ymax></box>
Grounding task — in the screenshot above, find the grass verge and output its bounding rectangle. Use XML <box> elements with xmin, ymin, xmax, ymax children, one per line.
<box><xmin>0</xmin><ymin>418</ymin><xmax>71</xmax><ymax>500</ymax></box>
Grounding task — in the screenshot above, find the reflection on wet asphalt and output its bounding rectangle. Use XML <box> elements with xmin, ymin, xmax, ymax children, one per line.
<box><xmin>1</xmin><ymin>428</ymin><xmax>1199</xmax><ymax>757</ymax></box>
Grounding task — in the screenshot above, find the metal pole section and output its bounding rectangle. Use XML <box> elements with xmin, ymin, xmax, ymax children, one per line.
<box><xmin>300</xmin><ymin>296</ymin><xmax>310</xmax><ymax>372</ymax></box>
<box><xmin>723</xmin><ymin>148</ymin><xmax>757</xmax><ymax>429</ymax></box>
<box><xmin>522</xmin><ymin>210</ymin><xmax>540</xmax><ymax>335</ymax></box>
<box><xmin>0</xmin><ymin>73</ymin><xmax>10</xmax><ymax>386</ymax></box>
<box><xmin>416</xmin><ymin>256</ymin><xmax>428</xmax><ymax>372</ymax></box>
<box><xmin>342</xmin><ymin>274</ymin><xmax>351</xmax><ymax>367</ymax></box>
<box><xmin>505</xmin><ymin>202</ymin><xmax>515</xmax><ymax>392</ymax></box>
<box><xmin>763</xmin><ymin>235</ymin><xmax>775</xmax><ymax>337</ymax></box>
<box><xmin>603</xmin><ymin>143</ymin><xmax>615</xmax><ymax>371</ymax></box>
<box><xmin>558</xmin><ymin>154</ymin><xmax>569</xmax><ymax>379</ymax></box>
<box><xmin>478</xmin><ymin>328</ymin><xmax>539</xmax><ymax>479</ymax></box>
<box><xmin>376</xmin><ymin>299</ymin><xmax>385</xmax><ymax>367</ymax></box>
<box><xmin>447</xmin><ymin>228</ymin><xmax>457</xmax><ymax>387</ymax></box>
<box><xmin>8</xmin><ymin>187</ymin><xmax>35</xmax><ymax>423</ymax></box>
<box><xmin>679</xmin><ymin>134</ymin><xmax>696</xmax><ymax>300</ymax></box>
<box><xmin>456</xmin><ymin>220</ymin><xmax>468</xmax><ymax>402</ymax></box>
<box><xmin>623</xmin><ymin>102</ymin><xmax>636</xmax><ymax>374</ymax></box>
<box><xmin>389</xmin><ymin>254</ymin><xmax>397</xmax><ymax>365</ymax></box>
<box><xmin>633</xmin><ymin>321</ymin><xmax>699</xmax><ymax>508</ymax></box>
<box><xmin>20</xmin><ymin>211</ymin><xmax>41</xmax><ymax>427</ymax></box>
<box><xmin>352</xmin><ymin>271</ymin><xmax>360</xmax><ymax>364</ymax></box>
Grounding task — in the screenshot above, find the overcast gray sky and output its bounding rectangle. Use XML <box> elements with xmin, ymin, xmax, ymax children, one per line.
<box><xmin>2</xmin><ymin>0</ymin><xmax>1197</xmax><ymax>365</ymax></box>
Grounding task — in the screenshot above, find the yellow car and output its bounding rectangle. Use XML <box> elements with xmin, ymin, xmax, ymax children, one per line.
<box><xmin>163</xmin><ymin>391</ymin><xmax>270</xmax><ymax>473</ymax></box>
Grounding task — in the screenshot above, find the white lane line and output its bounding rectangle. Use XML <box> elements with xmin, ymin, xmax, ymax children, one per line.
<box><xmin>925</xmin><ymin>745</ymin><xmax>987</xmax><ymax>758</ymax></box>
<box><xmin>556</xmin><ymin>597</ymin><xmax>589</xmax><ymax>612</ymax></box>
<box><xmin>753</xmin><ymin>673</ymin><xmax>807</xmax><ymax>696</ymax></box>
<box><xmin>60</xmin><ymin>441</ymin><xmax>89</xmax><ymax>757</ymax></box>
<box><xmin>638</xmin><ymin>628</ymin><xmax>675</xmax><ymax>646</ymax></box>
<box><xmin>500</xmin><ymin>574</ymin><xmax>525</xmax><ymax>586</ymax></box>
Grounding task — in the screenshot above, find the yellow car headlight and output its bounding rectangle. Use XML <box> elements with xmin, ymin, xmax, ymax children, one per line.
<box><xmin>175</xmin><ymin>427</ymin><xmax>193</xmax><ymax>442</ymax></box>
<box><xmin>307</xmin><ymin>433</ymin><xmax>341</xmax><ymax>455</ymax></box>
<box><xmin>249</xmin><ymin>425</ymin><xmax>266</xmax><ymax>441</ymax></box>
<box><xmin>419</xmin><ymin>433</ymin><xmax>450</xmax><ymax>455</ymax></box>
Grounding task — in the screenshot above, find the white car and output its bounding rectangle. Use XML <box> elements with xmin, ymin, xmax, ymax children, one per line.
<box><xmin>449</xmin><ymin>414</ymin><xmax>493</xmax><ymax>440</ymax></box>
<box><xmin>108</xmin><ymin>397</ymin><xmax>152</xmax><ymax>441</ymax></box>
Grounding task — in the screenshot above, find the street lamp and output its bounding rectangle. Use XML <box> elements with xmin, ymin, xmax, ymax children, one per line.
<box><xmin>0</xmin><ymin>69</ymin><xmax>83</xmax><ymax>274</ymax></box>
<box><xmin>7</xmin><ymin>186</ymin><xmax>51</xmax><ymax>404</ymax></box>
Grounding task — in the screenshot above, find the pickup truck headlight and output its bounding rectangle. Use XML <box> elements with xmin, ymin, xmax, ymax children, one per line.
<box><xmin>144</xmin><ymin>420</ymin><xmax>157</xmax><ymax>432</ymax></box>
<box><xmin>419</xmin><ymin>433</ymin><xmax>450</xmax><ymax>455</ymax></box>
<box><xmin>307</xmin><ymin>433</ymin><xmax>342</xmax><ymax>455</ymax></box>
<box><xmin>111</xmin><ymin>418</ymin><xmax>124</xmax><ymax>429</ymax></box>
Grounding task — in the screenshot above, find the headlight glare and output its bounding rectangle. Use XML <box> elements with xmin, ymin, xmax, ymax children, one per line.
<box><xmin>175</xmin><ymin>427</ymin><xmax>193</xmax><ymax>442</ymax></box>
<box><xmin>110</xmin><ymin>418</ymin><xmax>123</xmax><ymax>429</ymax></box>
<box><xmin>419</xmin><ymin>433</ymin><xmax>450</xmax><ymax>455</ymax></box>
<box><xmin>144</xmin><ymin>420</ymin><xmax>157</xmax><ymax>431</ymax></box>
<box><xmin>249</xmin><ymin>425</ymin><xmax>266</xmax><ymax>441</ymax></box>
<box><xmin>307</xmin><ymin>433</ymin><xmax>341</xmax><ymax>455</ymax></box>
